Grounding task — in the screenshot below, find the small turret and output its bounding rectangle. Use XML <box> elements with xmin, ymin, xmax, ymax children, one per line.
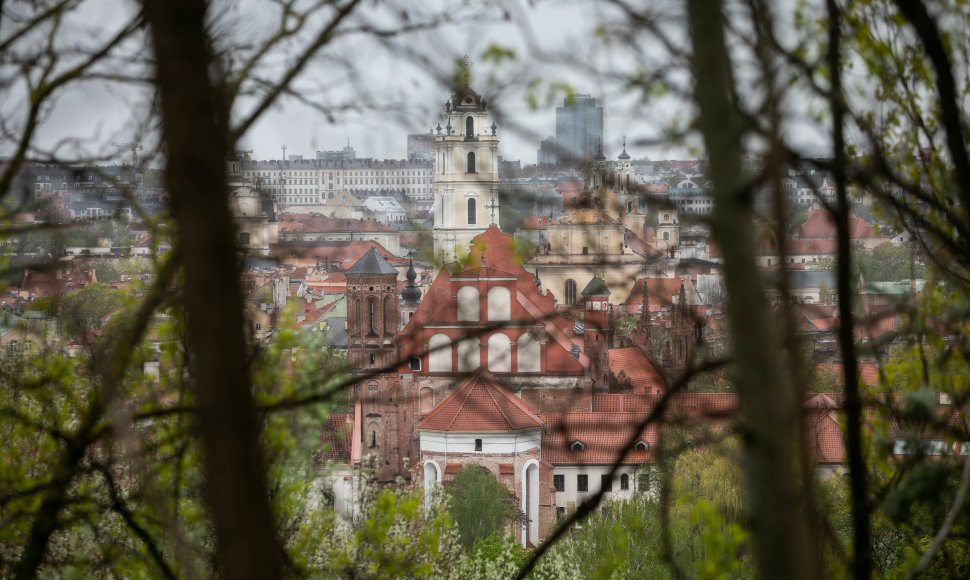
<box><xmin>400</xmin><ymin>257</ymin><xmax>422</xmax><ymax>330</ymax></box>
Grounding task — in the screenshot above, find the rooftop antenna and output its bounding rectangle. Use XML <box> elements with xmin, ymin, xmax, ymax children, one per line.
<box><xmin>281</xmin><ymin>144</ymin><xmax>287</xmax><ymax>162</ymax></box>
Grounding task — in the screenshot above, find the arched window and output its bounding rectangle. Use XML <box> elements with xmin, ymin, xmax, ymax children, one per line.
<box><xmin>465</xmin><ymin>116</ymin><xmax>474</xmax><ymax>137</ymax></box>
<box><xmin>620</xmin><ymin>474</ymin><xmax>629</xmax><ymax>491</ymax></box>
<box><xmin>384</xmin><ymin>296</ymin><xmax>394</xmax><ymax>331</ymax></box>
<box><xmin>457</xmin><ymin>286</ymin><xmax>480</xmax><ymax>321</ymax></box>
<box><xmin>467</xmin><ymin>197</ymin><xmax>477</xmax><ymax>225</ymax></box>
<box><xmin>467</xmin><ymin>152</ymin><xmax>476</xmax><ymax>173</ymax></box>
<box><xmin>487</xmin><ymin>286</ymin><xmax>510</xmax><ymax>321</ymax></box>
<box><xmin>457</xmin><ymin>336</ymin><xmax>480</xmax><ymax>372</ymax></box>
<box><xmin>564</xmin><ymin>279</ymin><xmax>577</xmax><ymax>306</ymax></box>
<box><xmin>517</xmin><ymin>332</ymin><xmax>540</xmax><ymax>372</ymax></box>
<box><xmin>367</xmin><ymin>297</ymin><xmax>376</xmax><ymax>333</ymax></box>
<box><xmin>487</xmin><ymin>333</ymin><xmax>511</xmax><ymax>372</ymax></box>
<box><xmin>424</xmin><ymin>461</ymin><xmax>440</xmax><ymax>504</ymax></box>
<box><xmin>367</xmin><ymin>421</ymin><xmax>380</xmax><ymax>448</ymax></box>
<box><xmin>428</xmin><ymin>333</ymin><xmax>452</xmax><ymax>372</ymax></box>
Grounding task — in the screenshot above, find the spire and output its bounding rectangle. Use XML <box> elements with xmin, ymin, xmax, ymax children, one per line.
<box><xmin>618</xmin><ymin>135</ymin><xmax>631</xmax><ymax>160</ymax></box>
<box><xmin>401</xmin><ymin>257</ymin><xmax>421</xmax><ymax>304</ymax></box>
<box><xmin>595</xmin><ymin>140</ymin><xmax>606</xmax><ymax>161</ymax></box>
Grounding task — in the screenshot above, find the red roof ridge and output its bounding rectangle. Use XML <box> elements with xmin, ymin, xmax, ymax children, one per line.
<box><xmin>417</xmin><ymin>372</ymin><xmax>542</xmax><ymax>432</ymax></box>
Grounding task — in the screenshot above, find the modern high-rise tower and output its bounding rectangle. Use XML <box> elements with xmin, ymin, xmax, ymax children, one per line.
<box><xmin>555</xmin><ymin>94</ymin><xmax>604</xmax><ymax>169</ymax></box>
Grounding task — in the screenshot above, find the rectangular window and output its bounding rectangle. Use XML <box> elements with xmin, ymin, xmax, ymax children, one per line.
<box><xmin>255</xmin><ymin>323</ymin><xmax>262</xmax><ymax>331</ymax></box>
<box><xmin>554</xmin><ymin>474</ymin><xmax>564</xmax><ymax>492</ymax></box>
<box><xmin>577</xmin><ymin>474</ymin><xmax>588</xmax><ymax>492</ymax></box>
<box><xmin>601</xmin><ymin>474</ymin><xmax>613</xmax><ymax>492</ymax></box>
<box><xmin>474</xmin><ymin>438</ymin><xmax>482</xmax><ymax>451</ymax></box>
<box><xmin>556</xmin><ymin>507</ymin><xmax>566</xmax><ymax>520</ymax></box>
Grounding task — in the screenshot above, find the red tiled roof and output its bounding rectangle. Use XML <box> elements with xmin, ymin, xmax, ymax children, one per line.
<box><xmin>519</xmin><ymin>215</ymin><xmax>551</xmax><ymax>230</ymax></box>
<box><xmin>608</xmin><ymin>347</ymin><xmax>666</xmax><ymax>395</ymax></box>
<box><xmin>417</xmin><ymin>373</ymin><xmax>543</xmax><ymax>432</ymax></box>
<box><xmin>798</xmin><ymin>210</ymin><xmax>876</xmax><ymax>240</ymax></box>
<box><xmin>270</xmin><ymin>240</ymin><xmax>395</xmax><ymax>265</ymax></box>
<box><xmin>19</xmin><ymin>268</ymin><xmax>97</xmax><ymax>299</ymax></box>
<box><xmin>805</xmin><ymin>408</ymin><xmax>844</xmax><ymax>463</ymax></box>
<box><xmin>315</xmin><ymin>414</ymin><xmax>352</xmax><ymax>463</ymax></box>
<box><xmin>754</xmin><ymin>237</ymin><xmax>838</xmax><ymax>256</ymax></box>
<box><xmin>623</xmin><ymin>277</ymin><xmax>687</xmax><ymax>315</ymax></box>
<box><xmin>556</xmin><ymin>181</ymin><xmax>584</xmax><ymax>194</ymax></box>
<box><xmin>540</xmin><ymin>412</ymin><xmax>660</xmax><ymax>465</ymax></box>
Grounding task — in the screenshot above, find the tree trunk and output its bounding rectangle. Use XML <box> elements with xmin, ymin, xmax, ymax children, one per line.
<box><xmin>143</xmin><ymin>0</ymin><xmax>282</xmax><ymax>577</ymax></box>
<box><xmin>685</xmin><ymin>1</ymin><xmax>815</xmax><ymax>577</ymax></box>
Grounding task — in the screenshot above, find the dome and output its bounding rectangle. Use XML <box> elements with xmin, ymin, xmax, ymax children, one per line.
<box><xmin>401</xmin><ymin>259</ymin><xmax>422</xmax><ymax>304</ymax></box>
<box><xmin>618</xmin><ymin>136</ymin><xmax>631</xmax><ymax>160</ymax></box>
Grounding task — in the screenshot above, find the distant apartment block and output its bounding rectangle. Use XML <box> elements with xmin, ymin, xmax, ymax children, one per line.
<box><xmin>315</xmin><ymin>144</ymin><xmax>357</xmax><ymax>162</ymax></box>
<box><xmin>555</xmin><ymin>94</ymin><xmax>603</xmax><ymax>168</ymax></box>
<box><xmin>240</xmin><ymin>158</ymin><xmax>433</xmax><ymax>213</ymax></box>
<box><xmin>407</xmin><ymin>133</ymin><xmax>435</xmax><ymax>161</ymax></box>
<box><xmin>537</xmin><ymin>136</ymin><xmax>556</xmax><ymax>168</ymax></box>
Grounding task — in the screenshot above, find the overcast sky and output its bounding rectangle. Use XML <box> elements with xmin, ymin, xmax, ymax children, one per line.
<box><xmin>232</xmin><ymin>0</ymin><xmax>660</xmax><ymax>164</ymax></box>
<box><xmin>4</xmin><ymin>0</ymin><xmax>691</xmax><ymax>166</ymax></box>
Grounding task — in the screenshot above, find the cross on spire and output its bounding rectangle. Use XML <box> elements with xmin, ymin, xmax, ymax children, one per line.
<box><xmin>487</xmin><ymin>194</ymin><xmax>499</xmax><ymax>224</ymax></box>
<box><xmin>458</xmin><ymin>54</ymin><xmax>472</xmax><ymax>86</ymax></box>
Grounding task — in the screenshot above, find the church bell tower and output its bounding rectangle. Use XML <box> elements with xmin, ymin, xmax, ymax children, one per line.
<box><xmin>432</xmin><ymin>60</ymin><xmax>500</xmax><ymax>267</ymax></box>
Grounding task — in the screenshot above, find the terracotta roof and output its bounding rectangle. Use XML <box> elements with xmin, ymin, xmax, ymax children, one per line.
<box><xmin>805</xmin><ymin>408</ymin><xmax>844</xmax><ymax>463</ymax></box>
<box><xmin>519</xmin><ymin>215</ymin><xmax>551</xmax><ymax>230</ymax></box>
<box><xmin>315</xmin><ymin>414</ymin><xmax>352</xmax><ymax>463</ymax></box>
<box><xmin>798</xmin><ymin>210</ymin><xmax>876</xmax><ymax>240</ymax></box>
<box><xmin>754</xmin><ymin>237</ymin><xmax>838</xmax><ymax>256</ymax></box>
<box><xmin>608</xmin><ymin>347</ymin><xmax>666</xmax><ymax>394</ymax></box>
<box><xmin>417</xmin><ymin>373</ymin><xmax>543</xmax><ymax>432</ymax></box>
<box><xmin>623</xmin><ymin>277</ymin><xmax>691</xmax><ymax>315</ymax></box>
<box><xmin>557</xmin><ymin>181</ymin><xmax>584</xmax><ymax>193</ymax></box>
<box><xmin>270</xmin><ymin>240</ymin><xmax>395</xmax><ymax>265</ymax></box>
<box><xmin>540</xmin><ymin>412</ymin><xmax>660</xmax><ymax>465</ymax></box>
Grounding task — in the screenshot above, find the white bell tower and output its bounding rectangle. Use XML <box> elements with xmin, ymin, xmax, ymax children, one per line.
<box><xmin>431</xmin><ymin>61</ymin><xmax>499</xmax><ymax>267</ymax></box>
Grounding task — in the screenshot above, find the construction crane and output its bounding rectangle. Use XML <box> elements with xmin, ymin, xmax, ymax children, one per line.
<box><xmin>112</xmin><ymin>142</ymin><xmax>143</xmax><ymax>166</ymax></box>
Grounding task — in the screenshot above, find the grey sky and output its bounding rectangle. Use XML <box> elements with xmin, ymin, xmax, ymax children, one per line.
<box><xmin>4</xmin><ymin>0</ymin><xmax>688</xmax><ymax>166</ymax></box>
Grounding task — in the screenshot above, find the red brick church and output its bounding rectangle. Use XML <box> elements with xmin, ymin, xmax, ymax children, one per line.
<box><xmin>340</xmin><ymin>225</ymin><xmax>698</xmax><ymax>546</ymax></box>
